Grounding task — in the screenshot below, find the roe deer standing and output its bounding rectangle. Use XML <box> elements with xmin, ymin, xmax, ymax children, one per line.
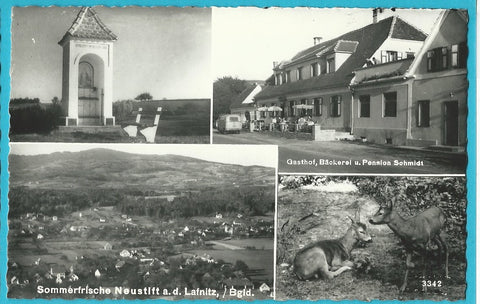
<box><xmin>293</xmin><ymin>209</ymin><xmax>372</xmax><ymax>280</ymax></box>
<box><xmin>368</xmin><ymin>198</ymin><xmax>449</xmax><ymax>292</ymax></box>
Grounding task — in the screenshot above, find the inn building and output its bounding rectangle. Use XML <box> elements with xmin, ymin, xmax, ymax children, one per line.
<box><xmin>254</xmin><ymin>9</ymin><xmax>467</xmax><ymax>148</ymax></box>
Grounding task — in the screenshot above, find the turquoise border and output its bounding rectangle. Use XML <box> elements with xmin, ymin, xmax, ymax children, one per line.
<box><xmin>0</xmin><ymin>0</ymin><xmax>476</xmax><ymax>304</ymax></box>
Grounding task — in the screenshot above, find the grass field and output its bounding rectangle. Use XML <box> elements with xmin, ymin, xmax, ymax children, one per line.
<box><xmin>276</xmin><ymin>188</ymin><xmax>466</xmax><ymax>301</ymax></box>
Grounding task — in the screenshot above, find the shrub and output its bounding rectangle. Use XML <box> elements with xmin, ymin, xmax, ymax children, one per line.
<box><xmin>10</xmin><ymin>103</ymin><xmax>62</xmax><ymax>134</ymax></box>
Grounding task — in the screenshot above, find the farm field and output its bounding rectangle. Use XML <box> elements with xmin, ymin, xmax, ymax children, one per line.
<box><xmin>276</xmin><ymin>179</ymin><xmax>466</xmax><ymax>301</ymax></box>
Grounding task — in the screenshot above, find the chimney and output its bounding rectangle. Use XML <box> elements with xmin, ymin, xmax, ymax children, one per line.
<box><xmin>313</xmin><ymin>37</ymin><xmax>323</xmax><ymax>45</ymax></box>
<box><xmin>372</xmin><ymin>8</ymin><xmax>378</xmax><ymax>23</ymax></box>
<box><xmin>273</xmin><ymin>61</ymin><xmax>278</xmax><ymax>68</ymax></box>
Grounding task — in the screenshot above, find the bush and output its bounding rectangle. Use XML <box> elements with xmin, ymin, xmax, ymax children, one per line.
<box><xmin>113</xmin><ymin>100</ymin><xmax>134</xmax><ymax>121</ymax></box>
<box><xmin>10</xmin><ymin>103</ymin><xmax>62</xmax><ymax>134</ymax></box>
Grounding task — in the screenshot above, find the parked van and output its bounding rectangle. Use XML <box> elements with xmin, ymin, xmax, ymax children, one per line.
<box><xmin>217</xmin><ymin>114</ymin><xmax>242</xmax><ymax>134</ymax></box>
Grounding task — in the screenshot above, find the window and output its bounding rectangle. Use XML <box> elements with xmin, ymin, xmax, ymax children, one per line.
<box><xmin>381</xmin><ymin>51</ymin><xmax>402</xmax><ymax>63</ymax></box>
<box><xmin>320</xmin><ymin>59</ymin><xmax>327</xmax><ymax>74</ymax></box>
<box><xmin>452</xmin><ymin>42</ymin><xmax>467</xmax><ymax>68</ymax></box>
<box><xmin>327</xmin><ymin>57</ymin><xmax>335</xmax><ymax>73</ymax></box>
<box><xmin>314</xmin><ymin>98</ymin><xmax>322</xmax><ymax>116</ymax></box>
<box><xmin>427</xmin><ymin>47</ymin><xmax>448</xmax><ymax>72</ymax></box>
<box><xmin>281</xmin><ymin>72</ymin><xmax>287</xmax><ymax>84</ymax></box>
<box><xmin>359</xmin><ymin>95</ymin><xmax>370</xmax><ymax>118</ymax></box>
<box><xmin>311</xmin><ymin>63</ymin><xmax>319</xmax><ymax>77</ymax></box>
<box><xmin>383</xmin><ymin>92</ymin><xmax>397</xmax><ymax>117</ymax></box>
<box><xmin>406</xmin><ymin>52</ymin><xmax>415</xmax><ymax>59</ymax></box>
<box><xmin>417</xmin><ymin>100</ymin><xmax>430</xmax><ymax>127</ymax></box>
<box><xmin>275</xmin><ymin>73</ymin><xmax>282</xmax><ymax>85</ymax></box>
<box><xmin>330</xmin><ymin>96</ymin><xmax>341</xmax><ymax>117</ymax></box>
<box><xmin>285</xmin><ymin>70</ymin><xmax>291</xmax><ymax>83</ymax></box>
<box><xmin>297</xmin><ymin>67</ymin><xmax>303</xmax><ymax>80</ymax></box>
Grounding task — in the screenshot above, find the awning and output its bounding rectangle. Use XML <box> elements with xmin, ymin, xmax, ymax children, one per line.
<box><xmin>268</xmin><ymin>106</ymin><xmax>283</xmax><ymax>111</ymax></box>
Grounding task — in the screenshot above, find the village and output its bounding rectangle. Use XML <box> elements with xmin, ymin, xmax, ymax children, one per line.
<box><xmin>8</xmin><ymin>206</ymin><xmax>274</xmax><ymax>299</ymax></box>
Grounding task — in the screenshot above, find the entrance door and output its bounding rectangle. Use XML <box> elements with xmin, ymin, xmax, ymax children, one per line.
<box><xmin>444</xmin><ymin>101</ymin><xmax>458</xmax><ymax>146</ymax></box>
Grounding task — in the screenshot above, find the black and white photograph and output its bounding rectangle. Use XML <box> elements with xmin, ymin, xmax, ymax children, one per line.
<box><xmin>9</xmin><ymin>7</ymin><xmax>211</xmax><ymax>144</ymax></box>
<box><xmin>7</xmin><ymin>143</ymin><xmax>276</xmax><ymax>300</ymax></box>
<box><xmin>212</xmin><ymin>8</ymin><xmax>467</xmax><ymax>174</ymax></box>
<box><xmin>276</xmin><ymin>175</ymin><xmax>466</xmax><ymax>300</ymax></box>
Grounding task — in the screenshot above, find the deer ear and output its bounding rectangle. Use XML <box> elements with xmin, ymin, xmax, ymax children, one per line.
<box><xmin>386</xmin><ymin>198</ymin><xmax>393</xmax><ymax>209</ymax></box>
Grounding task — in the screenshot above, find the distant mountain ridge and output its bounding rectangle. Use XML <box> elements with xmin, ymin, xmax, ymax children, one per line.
<box><xmin>10</xmin><ymin>148</ymin><xmax>274</xmax><ymax>191</ymax></box>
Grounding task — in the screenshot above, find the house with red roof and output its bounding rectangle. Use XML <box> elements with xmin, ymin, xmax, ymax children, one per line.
<box><xmin>350</xmin><ymin>10</ymin><xmax>467</xmax><ymax>148</ymax></box>
<box><xmin>254</xmin><ymin>12</ymin><xmax>427</xmax><ymax>135</ymax></box>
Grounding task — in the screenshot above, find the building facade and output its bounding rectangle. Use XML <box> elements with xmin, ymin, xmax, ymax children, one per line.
<box><xmin>351</xmin><ymin>10</ymin><xmax>467</xmax><ymax>147</ymax></box>
<box><xmin>254</xmin><ymin>13</ymin><xmax>427</xmax><ymax>133</ymax></box>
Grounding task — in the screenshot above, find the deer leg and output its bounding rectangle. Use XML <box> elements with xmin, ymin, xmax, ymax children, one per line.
<box><xmin>400</xmin><ymin>252</ymin><xmax>413</xmax><ymax>293</ymax></box>
<box><xmin>422</xmin><ymin>253</ymin><xmax>427</xmax><ymax>292</ymax></box>
<box><xmin>438</xmin><ymin>233</ymin><xmax>449</xmax><ymax>279</ymax></box>
<box><xmin>319</xmin><ymin>263</ymin><xmax>352</xmax><ymax>280</ymax></box>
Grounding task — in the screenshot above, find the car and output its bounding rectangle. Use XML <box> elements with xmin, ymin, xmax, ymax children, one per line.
<box><xmin>217</xmin><ymin>114</ymin><xmax>242</xmax><ymax>134</ymax></box>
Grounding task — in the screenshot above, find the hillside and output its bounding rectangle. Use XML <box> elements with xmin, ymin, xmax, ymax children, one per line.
<box><xmin>9</xmin><ymin>148</ymin><xmax>275</xmax><ymax>218</ymax></box>
<box><xmin>9</xmin><ymin>148</ymin><xmax>273</xmax><ymax>191</ymax></box>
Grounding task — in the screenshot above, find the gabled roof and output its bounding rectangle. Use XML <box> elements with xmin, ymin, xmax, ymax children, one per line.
<box><xmin>390</xmin><ymin>18</ymin><xmax>427</xmax><ymax>41</ymax></box>
<box><xmin>58</xmin><ymin>7</ymin><xmax>118</xmax><ymax>45</ymax></box>
<box><xmin>256</xmin><ymin>16</ymin><xmax>427</xmax><ymax>101</ymax></box>
<box><xmin>230</xmin><ymin>83</ymin><xmax>262</xmax><ymax>109</ymax></box>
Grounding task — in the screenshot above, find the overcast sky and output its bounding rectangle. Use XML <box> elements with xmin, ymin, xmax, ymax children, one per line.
<box><xmin>212</xmin><ymin>7</ymin><xmax>443</xmax><ymax>81</ymax></box>
<box><xmin>9</xmin><ymin>143</ymin><xmax>277</xmax><ymax>168</ymax></box>
<box><xmin>11</xmin><ymin>6</ymin><xmax>212</xmax><ymax>102</ymax></box>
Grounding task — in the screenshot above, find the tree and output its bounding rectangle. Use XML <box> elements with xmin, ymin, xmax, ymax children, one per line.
<box><xmin>213</xmin><ymin>76</ymin><xmax>248</xmax><ymax>122</ymax></box>
<box><xmin>51</xmin><ymin>96</ymin><xmax>61</xmax><ymax>106</ymax></box>
<box><xmin>135</xmin><ymin>92</ymin><xmax>153</xmax><ymax>101</ymax></box>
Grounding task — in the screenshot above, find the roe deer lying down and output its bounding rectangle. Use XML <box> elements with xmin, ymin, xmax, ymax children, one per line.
<box><xmin>369</xmin><ymin>198</ymin><xmax>449</xmax><ymax>292</ymax></box>
<box><xmin>293</xmin><ymin>209</ymin><xmax>372</xmax><ymax>280</ymax></box>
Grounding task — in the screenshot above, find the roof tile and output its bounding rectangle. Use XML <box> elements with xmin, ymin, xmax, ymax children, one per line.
<box><xmin>256</xmin><ymin>16</ymin><xmax>426</xmax><ymax>101</ymax></box>
<box><xmin>59</xmin><ymin>7</ymin><xmax>117</xmax><ymax>44</ymax></box>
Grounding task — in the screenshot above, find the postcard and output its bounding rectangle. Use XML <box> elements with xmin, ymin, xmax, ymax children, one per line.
<box><xmin>0</xmin><ymin>2</ymin><xmax>476</xmax><ymax>304</ymax></box>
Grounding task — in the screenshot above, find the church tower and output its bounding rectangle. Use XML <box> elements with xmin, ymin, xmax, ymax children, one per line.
<box><xmin>58</xmin><ymin>7</ymin><xmax>117</xmax><ymax>126</ymax></box>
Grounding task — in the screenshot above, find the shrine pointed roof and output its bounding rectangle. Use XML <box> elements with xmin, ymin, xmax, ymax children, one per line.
<box><xmin>58</xmin><ymin>7</ymin><xmax>118</xmax><ymax>45</ymax></box>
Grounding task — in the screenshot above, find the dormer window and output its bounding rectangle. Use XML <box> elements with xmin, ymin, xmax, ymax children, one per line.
<box><xmin>275</xmin><ymin>73</ymin><xmax>282</xmax><ymax>85</ymax></box>
<box><xmin>311</xmin><ymin>63</ymin><xmax>319</xmax><ymax>77</ymax></box>
<box><xmin>381</xmin><ymin>51</ymin><xmax>402</xmax><ymax>63</ymax></box>
<box><xmin>297</xmin><ymin>67</ymin><xmax>303</xmax><ymax>80</ymax></box>
<box><xmin>327</xmin><ymin>57</ymin><xmax>335</xmax><ymax>73</ymax></box>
